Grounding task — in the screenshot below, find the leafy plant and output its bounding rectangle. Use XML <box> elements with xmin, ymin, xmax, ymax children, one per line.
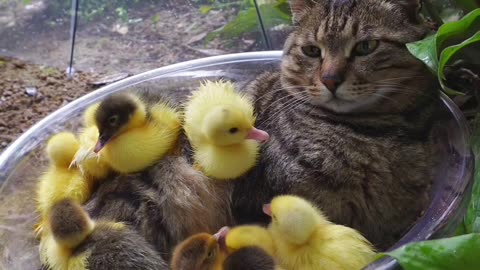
<box><xmin>378</xmin><ymin>234</ymin><xmax>480</xmax><ymax>270</ymax></box>
<box><xmin>407</xmin><ymin>8</ymin><xmax>480</xmax><ymax>95</ymax></box>
<box><xmin>206</xmin><ymin>0</ymin><xmax>291</xmax><ymax>41</ymax></box>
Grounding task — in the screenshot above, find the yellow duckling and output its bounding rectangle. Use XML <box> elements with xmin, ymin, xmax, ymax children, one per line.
<box><xmin>215</xmin><ymin>226</ymin><xmax>281</xmax><ymax>270</ymax></box>
<box><xmin>222</xmin><ymin>226</ymin><xmax>275</xmax><ymax>257</ymax></box>
<box><xmin>171</xmin><ymin>233</ymin><xmax>225</xmax><ymax>270</ymax></box>
<box><xmin>36</xmin><ymin>132</ymin><xmax>94</xmax><ymax>234</ymax></box>
<box><xmin>41</xmin><ymin>198</ymin><xmax>167</xmax><ymax>270</ymax></box>
<box><xmin>183</xmin><ymin>80</ymin><xmax>270</xmax><ymax>180</ymax></box>
<box><xmin>265</xmin><ymin>195</ymin><xmax>376</xmax><ymax>270</ymax></box>
<box><xmin>81</xmin><ymin>93</ymin><xmax>181</xmax><ymax>174</ymax></box>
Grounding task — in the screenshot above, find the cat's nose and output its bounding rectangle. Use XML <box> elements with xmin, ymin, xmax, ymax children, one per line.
<box><xmin>321</xmin><ymin>74</ymin><xmax>343</xmax><ymax>93</ymax></box>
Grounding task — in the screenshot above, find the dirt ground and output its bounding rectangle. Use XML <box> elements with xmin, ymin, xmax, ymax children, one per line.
<box><xmin>0</xmin><ymin>56</ymin><xmax>100</xmax><ymax>152</ymax></box>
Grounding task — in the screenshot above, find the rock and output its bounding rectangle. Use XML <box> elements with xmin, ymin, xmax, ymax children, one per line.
<box><xmin>25</xmin><ymin>87</ymin><xmax>38</xmax><ymax>97</ymax></box>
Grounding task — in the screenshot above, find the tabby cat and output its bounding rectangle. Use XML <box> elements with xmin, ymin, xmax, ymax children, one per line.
<box><xmin>232</xmin><ymin>0</ymin><xmax>440</xmax><ymax>249</ymax></box>
<box><xmin>67</xmin><ymin>2</ymin><xmax>442</xmax><ymax>269</ymax></box>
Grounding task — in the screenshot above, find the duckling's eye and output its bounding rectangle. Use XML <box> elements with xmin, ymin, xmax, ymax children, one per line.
<box><xmin>229</xmin><ymin>127</ymin><xmax>239</xmax><ymax>134</ymax></box>
<box><xmin>354</xmin><ymin>40</ymin><xmax>379</xmax><ymax>56</ymax></box>
<box><xmin>108</xmin><ymin>115</ymin><xmax>119</xmax><ymax>126</ymax></box>
<box><xmin>272</xmin><ymin>215</ymin><xmax>277</xmax><ymax>222</ymax></box>
<box><xmin>301</xmin><ymin>45</ymin><xmax>322</xmax><ymax>58</ymax></box>
<box><xmin>207</xmin><ymin>249</ymin><xmax>215</xmax><ymax>258</ymax></box>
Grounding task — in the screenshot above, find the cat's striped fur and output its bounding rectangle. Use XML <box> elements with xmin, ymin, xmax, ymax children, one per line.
<box><xmin>232</xmin><ymin>0</ymin><xmax>440</xmax><ymax>249</ymax></box>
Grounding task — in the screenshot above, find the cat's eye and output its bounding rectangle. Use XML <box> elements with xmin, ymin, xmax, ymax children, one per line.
<box><xmin>229</xmin><ymin>127</ymin><xmax>239</xmax><ymax>134</ymax></box>
<box><xmin>108</xmin><ymin>115</ymin><xmax>119</xmax><ymax>126</ymax></box>
<box><xmin>354</xmin><ymin>40</ymin><xmax>379</xmax><ymax>56</ymax></box>
<box><xmin>301</xmin><ymin>45</ymin><xmax>322</xmax><ymax>58</ymax></box>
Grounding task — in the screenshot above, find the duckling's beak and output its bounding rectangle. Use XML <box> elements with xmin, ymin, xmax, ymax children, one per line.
<box><xmin>214</xmin><ymin>226</ymin><xmax>230</xmax><ymax>252</ymax></box>
<box><xmin>94</xmin><ymin>135</ymin><xmax>110</xmax><ymax>153</ymax></box>
<box><xmin>262</xmin><ymin>204</ymin><xmax>272</xmax><ymax>217</ymax></box>
<box><xmin>246</xmin><ymin>127</ymin><xmax>270</xmax><ymax>143</ymax></box>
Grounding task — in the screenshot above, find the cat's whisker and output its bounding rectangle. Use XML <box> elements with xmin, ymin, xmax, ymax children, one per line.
<box><xmin>373</xmin><ymin>75</ymin><xmax>429</xmax><ymax>83</ymax></box>
<box><xmin>370</xmin><ymin>93</ymin><xmax>402</xmax><ymax>105</ymax></box>
<box><xmin>253</xmin><ymin>85</ymin><xmax>315</xmax><ymax>103</ymax></box>
<box><xmin>258</xmin><ymin>89</ymin><xmax>310</xmax><ymax>113</ymax></box>
<box><xmin>260</xmin><ymin>96</ymin><xmax>308</xmax><ymax>126</ymax></box>
<box><xmin>261</xmin><ymin>95</ymin><xmax>310</xmax><ymax>128</ymax></box>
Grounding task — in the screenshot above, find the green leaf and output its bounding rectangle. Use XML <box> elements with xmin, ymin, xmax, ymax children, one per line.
<box><xmin>381</xmin><ymin>234</ymin><xmax>480</xmax><ymax>270</ymax></box>
<box><xmin>199</xmin><ymin>5</ymin><xmax>213</xmax><ymax>15</ymax></box>
<box><xmin>207</xmin><ymin>3</ymin><xmax>291</xmax><ymax>41</ymax></box>
<box><xmin>406</xmin><ymin>34</ymin><xmax>438</xmax><ymax>73</ymax></box>
<box><xmin>436</xmin><ymin>9</ymin><xmax>480</xmax><ymax>52</ymax></box>
<box><xmin>438</xmin><ymin>31</ymin><xmax>480</xmax><ymax>81</ymax></box>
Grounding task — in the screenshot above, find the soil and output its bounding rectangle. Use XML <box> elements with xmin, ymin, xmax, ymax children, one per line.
<box><xmin>0</xmin><ymin>56</ymin><xmax>100</xmax><ymax>152</ymax></box>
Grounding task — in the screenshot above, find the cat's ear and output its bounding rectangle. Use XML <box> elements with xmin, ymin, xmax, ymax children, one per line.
<box><xmin>388</xmin><ymin>0</ymin><xmax>423</xmax><ymax>23</ymax></box>
<box><xmin>289</xmin><ymin>0</ymin><xmax>316</xmax><ymax>23</ymax></box>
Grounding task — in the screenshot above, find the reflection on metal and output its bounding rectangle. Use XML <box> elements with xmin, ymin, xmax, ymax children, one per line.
<box><xmin>253</xmin><ymin>0</ymin><xmax>272</xmax><ymax>50</ymax></box>
<box><xmin>67</xmin><ymin>0</ymin><xmax>79</xmax><ymax>79</ymax></box>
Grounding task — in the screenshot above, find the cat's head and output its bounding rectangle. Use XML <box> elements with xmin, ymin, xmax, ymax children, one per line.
<box><xmin>281</xmin><ymin>0</ymin><xmax>437</xmax><ymax>114</ymax></box>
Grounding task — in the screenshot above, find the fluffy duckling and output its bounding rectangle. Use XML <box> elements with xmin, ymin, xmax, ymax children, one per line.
<box><xmin>171</xmin><ymin>233</ymin><xmax>225</xmax><ymax>270</ymax></box>
<box><xmin>86</xmin><ymin>93</ymin><xmax>181</xmax><ymax>173</ymax></box>
<box><xmin>265</xmin><ymin>195</ymin><xmax>376</xmax><ymax>270</ymax></box>
<box><xmin>219</xmin><ymin>225</ymin><xmax>282</xmax><ymax>270</ymax></box>
<box><xmin>223</xmin><ymin>225</ymin><xmax>275</xmax><ymax>257</ymax></box>
<box><xmin>36</xmin><ymin>132</ymin><xmax>93</xmax><ymax>234</ymax></box>
<box><xmin>41</xmin><ymin>198</ymin><xmax>168</xmax><ymax>270</ymax></box>
<box><xmin>183</xmin><ymin>80</ymin><xmax>270</xmax><ymax>180</ymax></box>
<box><xmin>223</xmin><ymin>247</ymin><xmax>277</xmax><ymax>270</ymax></box>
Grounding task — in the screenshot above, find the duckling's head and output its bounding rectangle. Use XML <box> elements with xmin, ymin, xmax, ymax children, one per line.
<box><xmin>48</xmin><ymin>198</ymin><xmax>94</xmax><ymax>249</ymax></box>
<box><xmin>94</xmin><ymin>93</ymin><xmax>146</xmax><ymax>153</ymax></box>
<box><xmin>202</xmin><ymin>106</ymin><xmax>269</xmax><ymax>146</ymax></box>
<box><xmin>46</xmin><ymin>132</ymin><xmax>80</xmax><ymax>167</ymax></box>
<box><xmin>223</xmin><ymin>225</ymin><xmax>275</xmax><ymax>257</ymax></box>
<box><xmin>223</xmin><ymin>247</ymin><xmax>276</xmax><ymax>270</ymax></box>
<box><xmin>264</xmin><ymin>195</ymin><xmax>329</xmax><ymax>245</ymax></box>
<box><xmin>171</xmin><ymin>233</ymin><xmax>220</xmax><ymax>270</ymax></box>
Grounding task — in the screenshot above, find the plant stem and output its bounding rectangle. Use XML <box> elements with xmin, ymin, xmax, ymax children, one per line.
<box><xmin>423</xmin><ymin>0</ymin><xmax>444</xmax><ymax>26</ymax></box>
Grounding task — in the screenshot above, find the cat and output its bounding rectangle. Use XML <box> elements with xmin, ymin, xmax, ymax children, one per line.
<box><xmin>231</xmin><ymin>0</ymin><xmax>440</xmax><ymax>249</ymax></box>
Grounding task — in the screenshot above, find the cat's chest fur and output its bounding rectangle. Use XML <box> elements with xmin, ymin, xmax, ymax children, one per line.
<box><xmin>232</xmin><ymin>72</ymin><xmax>436</xmax><ymax>249</ymax></box>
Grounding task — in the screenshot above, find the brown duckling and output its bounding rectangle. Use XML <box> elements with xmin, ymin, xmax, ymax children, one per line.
<box><xmin>171</xmin><ymin>233</ymin><xmax>225</xmax><ymax>270</ymax></box>
<box><xmin>40</xmin><ymin>198</ymin><xmax>168</xmax><ymax>270</ymax></box>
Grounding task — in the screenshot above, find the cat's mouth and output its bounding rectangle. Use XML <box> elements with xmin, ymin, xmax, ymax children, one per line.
<box><xmin>309</xmin><ymin>88</ymin><xmax>370</xmax><ymax>114</ymax></box>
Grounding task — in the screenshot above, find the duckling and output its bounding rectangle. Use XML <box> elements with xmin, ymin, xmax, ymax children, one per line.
<box><xmin>183</xmin><ymin>80</ymin><xmax>270</xmax><ymax>180</ymax></box>
<box><xmin>223</xmin><ymin>225</ymin><xmax>275</xmax><ymax>257</ymax></box>
<box><xmin>217</xmin><ymin>225</ymin><xmax>282</xmax><ymax>270</ymax></box>
<box><xmin>87</xmin><ymin>92</ymin><xmax>181</xmax><ymax>173</ymax></box>
<box><xmin>265</xmin><ymin>195</ymin><xmax>376</xmax><ymax>270</ymax></box>
<box><xmin>223</xmin><ymin>247</ymin><xmax>278</xmax><ymax>270</ymax></box>
<box><xmin>83</xmin><ymin>102</ymin><xmax>100</xmax><ymax>127</ymax></box>
<box><xmin>36</xmin><ymin>132</ymin><xmax>93</xmax><ymax>234</ymax></box>
<box><xmin>41</xmin><ymin>198</ymin><xmax>168</xmax><ymax>270</ymax></box>
<box><xmin>84</xmin><ymin>154</ymin><xmax>234</xmax><ymax>259</ymax></box>
<box><xmin>171</xmin><ymin>233</ymin><xmax>225</xmax><ymax>270</ymax></box>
